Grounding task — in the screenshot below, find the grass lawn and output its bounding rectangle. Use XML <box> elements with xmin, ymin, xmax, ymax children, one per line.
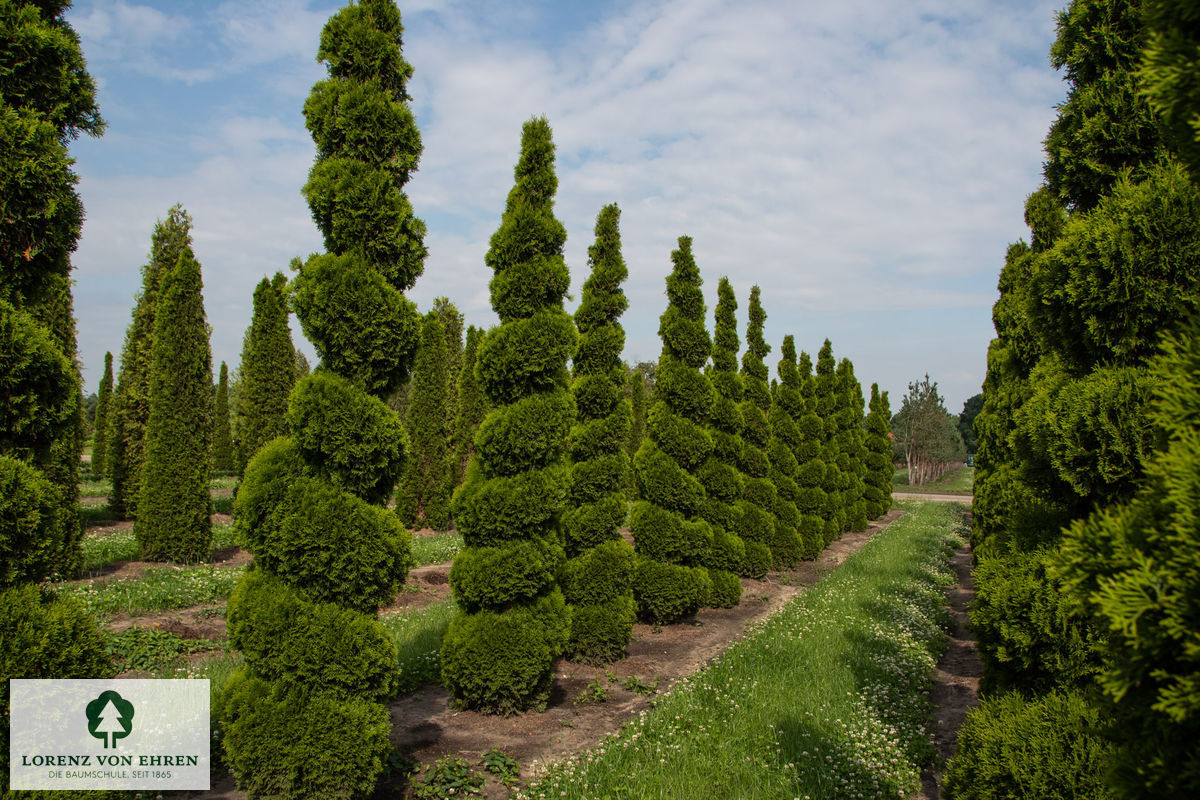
<box><xmin>892</xmin><ymin>465</ymin><xmax>974</xmax><ymax>495</ymax></box>
<box><xmin>381</xmin><ymin>598</ymin><xmax>457</xmax><ymax>695</ymax></box>
<box><xmin>517</xmin><ymin>499</ymin><xmax>966</xmax><ymax>800</ymax></box>
<box><xmin>81</xmin><ymin>521</ymin><xmax>239</xmax><ymax>571</ymax></box>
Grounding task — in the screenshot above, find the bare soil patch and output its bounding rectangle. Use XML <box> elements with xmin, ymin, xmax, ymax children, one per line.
<box><xmin>382</xmin><ymin>563</ymin><xmax>453</xmax><ymax>612</ymax></box>
<box><xmin>107</xmin><ymin>604</ymin><xmax>229</xmax><ymax>642</ymax></box>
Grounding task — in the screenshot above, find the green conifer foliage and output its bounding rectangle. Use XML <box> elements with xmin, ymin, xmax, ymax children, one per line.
<box><xmin>837</xmin><ymin>358</ymin><xmax>870</xmax><ymax>532</ymax></box>
<box><xmin>396</xmin><ymin>311</ymin><xmax>453</xmax><ymax>530</ymax></box>
<box><xmin>1141</xmin><ymin>0</ymin><xmax>1200</xmax><ymax>180</ymax></box>
<box><xmin>627</xmin><ymin>369</ymin><xmax>647</xmax><ymax>472</ymax></box>
<box><xmin>223</xmin><ymin>3</ymin><xmax>421</xmax><ymax>796</ymax></box>
<box><xmin>109</xmin><ymin>206</ymin><xmax>193</xmax><ymax>519</ymax></box>
<box><xmin>628</xmin><ymin>236</ymin><xmax>716</xmax><ymax>622</ymax></box>
<box><xmin>561</xmin><ymin>203</ymin><xmax>635</xmax><ymax>663</ymax></box>
<box><xmin>697</xmin><ymin>277</ymin><xmax>746</xmax><ymax>600</ymax></box>
<box><xmin>90</xmin><ymin>351</ymin><xmax>114</xmax><ymax>479</ymax></box>
<box><xmin>212</xmin><ymin>362</ymin><xmax>235</xmax><ymax>473</ymax></box>
<box><xmin>792</xmin><ymin>351</ymin><xmax>828</xmax><ymax>559</ymax></box>
<box><xmin>441</xmin><ymin>118</ymin><xmax>576</xmax><ymax>714</ymax></box>
<box><xmin>736</xmin><ymin>287</ymin><xmax>776</xmax><ymax>577</ymax></box>
<box><xmin>452</xmin><ymin>325</ymin><xmax>487</xmax><ymax>485</ymax></box>
<box><xmin>135</xmin><ymin>249</ymin><xmax>213</xmax><ymax>562</ymax></box>
<box><xmin>863</xmin><ymin>383</ymin><xmax>893</xmax><ymax>520</ymax></box>
<box><xmin>814</xmin><ymin>340</ymin><xmax>845</xmax><ymax>543</ymax></box>
<box><xmin>433</xmin><ymin>296</ymin><xmax>464</xmax><ymax>438</ymax></box>
<box><xmin>766</xmin><ymin>337</ymin><xmax>805</xmax><ymax>568</ymax></box>
<box><xmin>235</xmin><ymin>275</ymin><xmax>296</xmax><ymax>473</ymax></box>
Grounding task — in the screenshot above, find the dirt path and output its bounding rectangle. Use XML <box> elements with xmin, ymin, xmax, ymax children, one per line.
<box><xmin>918</xmin><ymin>516</ymin><xmax>981</xmax><ymax>800</ymax></box>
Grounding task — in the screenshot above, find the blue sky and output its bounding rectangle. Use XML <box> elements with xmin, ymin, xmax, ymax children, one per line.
<box><xmin>65</xmin><ymin>0</ymin><xmax>1067</xmax><ymax>412</ymax></box>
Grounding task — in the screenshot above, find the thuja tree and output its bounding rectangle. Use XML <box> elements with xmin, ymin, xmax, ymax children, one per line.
<box><xmin>452</xmin><ymin>324</ymin><xmax>486</xmax><ymax>484</ymax></box>
<box><xmin>222</xmin><ymin>3</ymin><xmax>422</xmax><ymax>798</ymax></box>
<box><xmin>862</xmin><ymin>383</ymin><xmax>893</xmax><ymax>519</ymax></box>
<box><xmin>837</xmin><ymin>358</ymin><xmax>869</xmax><ymax>531</ymax></box>
<box><xmin>0</xmin><ymin>2</ymin><xmax>113</xmax><ymax>785</ymax></box>
<box><xmin>736</xmin><ymin>287</ymin><xmax>776</xmax><ymax>576</ymax></box>
<box><xmin>135</xmin><ymin>249</ymin><xmax>213</xmax><ymax>562</ymax></box>
<box><xmin>697</xmin><ymin>276</ymin><xmax>748</xmax><ymax>600</ymax></box>
<box><xmin>234</xmin><ymin>275</ymin><xmax>295</xmax><ymax>472</ymax></box>
<box><xmin>212</xmin><ymin>362</ymin><xmax>234</xmax><ymax>473</ymax></box>
<box><xmin>109</xmin><ymin>206</ymin><xmax>192</xmax><ymax>519</ymax></box>
<box><xmin>629</xmin><ymin>236</ymin><xmax>715</xmax><ymax>623</ymax></box>
<box><xmin>561</xmin><ymin>202</ymin><xmax>635</xmax><ymax>663</ymax></box>
<box><xmin>396</xmin><ymin>311</ymin><xmax>453</xmax><ymax>530</ymax></box>
<box><xmin>90</xmin><ymin>351</ymin><xmax>114</xmax><ymax>479</ymax></box>
<box><xmin>627</xmin><ymin>369</ymin><xmax>647</xmax><ymax>467</ymax></box>
<box><xmin>791</xmin><ymin>350</ymin><xmax>827</xmax><ymax>559</ymax></box>
<box><xmin>767</xmin><ymin>337</ymin><xmax>806</xmax><ymax>568</ymax></box>
<box><xmin>814</xmin><ymin>340</ymin><xmax>845</xmax><ymax>543</ymax></box>
<box><xmin>433</xmin><ymin>296</ymin><xmax>463</xmax><ymax>441</ymax></box>
<box><xmin>441</xmin><ymin>117</ymin><xmax>575</xmax><ymax>713</ymax></box>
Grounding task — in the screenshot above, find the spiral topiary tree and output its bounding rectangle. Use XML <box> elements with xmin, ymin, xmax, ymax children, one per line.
<box><xmin>440</xmin><ymin>117</ymin><xmax>576</xmax><ymax>714</ymax></box>
<box><xmin>235</xmin><ymin>275</ymin><xmax>296</xmax><ymax>473</ymax></box>
<box><xmin>767</xmin><ymin>336</ymin><xmax>804</xmax><ymax>568</ymax></box>
<box><xmin>222</xmin><ymin>2</ymin><xmax>422</xmax><ymax>797</ymax></box>
<box><xmin>736</xmin><ymin>286</ymin><xmax>776</xmax><ymax>576</ymax></box>
<box><xmin>561</xmin><ymin>202</ymin><xmax>636</xmax><ymax>663</ymax></box>
<box><xmin>837</xmin><ymin>358</ymin><xmax>870</xmax><ymax>531</ymax></box>
<box><xmin>793</xmin><ymin>350</ymin><xmax>828</xmax><ymax>558</ymax></box>
<box><xmin>697</xmin><ymin>276</ymin><xmax>746</xmax><ymax>603</ymax></box>
<box><xmin>863</xmin><ymin>382</ymin><xmax>893</xmax><ymax>519</ymax></box>
<box><xmin>452</xmin><ymin>324</ymin><xmax>486</xmax><ymax>485</ymax></box>
<box><xmin>396</xmin><ymin>310</ymin><xmax>453</xmax><ymax>530</ymax></box>
<box><xmin>212</xmin><ymin>361</ymin><xmax>235</xmax><ymax>473</ymax></box>
<box><xmin>90</xmin><ymin>351</ymin><xmax>114</xmax><ymax>479</ymax></box>
<box><xmin>814</xmin><ymin>339</ymin><xmax>845</xmax><ymax>542</ymax></box>
<box><xmin>630</xmin><ymin>236</ymin><xmax>715</xmax><ymax>623</ymax></box>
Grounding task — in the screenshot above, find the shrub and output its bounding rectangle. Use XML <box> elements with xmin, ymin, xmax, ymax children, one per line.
<box><xmin>705</xmin><ymin>567</ymin><xmax>742</xmax><ymax>609</ymax></box>
<box><xmin>815</xmin><ymin>340</ymin><xmax>845</xmax><ymax>542</ymax></box>
<box><xmin>737</xmin><ymin>286</ymin><xmax>777</xmax><ymax>570</ymax></box>
<box><xmin>767</xmin><ymin>336</ymin><xmax>806</xmax><ymax>569</ymax></box>
<box><xmin>632</xmin><ymin>556</ymin><xmax>711</xmax><ymax>624</ymax></box>
<box><xmin>0</xmin><ymin>454</ymin><xmax>63</xmax><ymax>587</ymax></box>
<box><xmin>0</xmin><ymin>300</ymin><xmax>75</xmax><ymax>457</ymax></box>
<box><xmin>863</xmin><ymin>382</ymin><xmax>893</xmax><ymax>519</ymax></box>
<box><xmin>837</xmin><ymin>358</ymin><xmax>870</xmax><ymax>532</ymax></box>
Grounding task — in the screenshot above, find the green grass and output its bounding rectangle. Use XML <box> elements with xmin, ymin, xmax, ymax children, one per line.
<box><xmin>517</xmin><ymin>499</ymin><xmax>966</xmax><ymax>800</ymax></box>
<box><xmin>892</xmin><ymin>465</ymin><xmax>974</xmax><ymax>494</ymax></box>
<box><xmin>381</xmin><ymin>597</ymin><xmax>457</xmax><ymax>695</ymax></box>
<box><xmin>107</xmin><ymin>627</ymin><xmax>222</xmax><ymax>674</ymax></box>
<box><xmin>80</xmin><ymin>521</ymin><xmax>239</xmax><ymax>572</ymax></box>
<box><xmin>78</xmin><ymin>475</ymin><xmax>238</xmax><ymax>497</ymax></box>
<box><xmin>410</xmin><ymin>531</ymin><xmax>463</xmax><ymax>566</ymax></box>
<box><xmin>54</xmin><ymin>563</ymin><xmax>246</xmax><ymax>616</ymax></box>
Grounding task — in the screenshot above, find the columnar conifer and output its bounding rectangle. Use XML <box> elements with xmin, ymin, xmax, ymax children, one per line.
<box><xmin>433</xmin><ymin>296</ymin><xmax>463</xmax><ymax>439</ymax></box>
<box><xmin>91</xmin><ymin>352</ymin><xmax>114</xmax><ymax>479</ymax></box>
<box><xmin>767</xmin><ymin>337</ymin><xmax>804</xmax><ymax>568</ymax></box>
<box><xmin>736</xmin><ymin>287</ymin><xmax>776</xmax><ymax>576</ymax></box>
<box><xmin>396</xmin><ymin>311</ymin><xmax>453</xmax><ymax>530</ymax></box>
<box><xmin>629</xmin><ymin>236</ymin><xmax>715</xmax><ymax>622</ymax></box>
<box><xmin>135</xmin><ymin>248</ymin><xmax>213</xmax><ymax>562</ymax></box>
<box><xmin>792</xmin><ymin>351</ymin><xmax>827</xmax><ymax>558</ymax></box>
<box><xmin>223</xmin><ymin>3</ymin><xmax>421</xmax><ymax>796</ymax></box>
<box><xmin>697</xmin><ymin>277</ymin><xmax>747</xmax><ymax>601</ymax></box>
<box><xmin>212</xmin><ymin>362</ymin><xmax>234</xmax><ymax>473</ymax></box>
<box><xmin>862</xmin><ymin>383</ymin><xmax>893</xmax><ymax>519</ymax></box>
<box><xmin>815</xmin><ymin>340</ymin><xmax>845</xmax><ymax>542</ymax></box>
<box><xmin>109</xmin><ymin>206</ymin><xmax>192</xmax><ymax>519</ymax></box>
<box><xmin>627</xmin><ymin>370</ymin><xmax>647</xmax><ymax>472</ymax></box>
<box><xmin>234</xmin><ymin>275</ymin><xmax>295</xmax><ymax>472</ymax></box>
<box><xmin>441</xmin><ymin>117</ymin><xmax>575</xmax><ymax>713</ymax></box>
<box><xmin>561</xmin><ymin>203</ymin><xmax>635</xmax><ymax>663</ymax></box>
<box><xmin>452</xmin><ymin>325</ymin><xmax>486</xmax><ymax>485</ymax></box>
<box><xmin>838</xmin><ymin>358</ymin><xmax>869</xmax><ymax>531</ymax></box>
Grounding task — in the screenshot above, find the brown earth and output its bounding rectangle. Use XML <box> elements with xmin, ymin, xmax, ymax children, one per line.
<box><xmin>108</xmin><ymin>604</ymin><xmax>230</xmax><ymax>644</ymax></box>
<box><xmin>918</xmin><ymin>512</ymin><xmax>981</xmax><ymax>800</ymax></box>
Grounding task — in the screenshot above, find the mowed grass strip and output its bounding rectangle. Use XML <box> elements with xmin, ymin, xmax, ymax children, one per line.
<box><xmin>518</xmin><ymin>499</ymin><xmax>965</xmax><ymax>800</ymax></box>
<box><xmin>381</xmin><ymin>597</ymin><xmax>457</xmax><ymax>695</ymax></box>
<box><xmin>892</xmin><ymin>465</ymin><xmax>974</xmax><ymax>495</ymax></box>
<box><xmin>81</xmin><ymin>521</ymin><xmax>239</xmax><ymax>571</ymax></box>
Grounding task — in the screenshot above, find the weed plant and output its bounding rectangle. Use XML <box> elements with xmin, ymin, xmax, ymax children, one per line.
<box><xmin>517</xmin><ymin>499</ymin><xmax>963</xmax><ymax>800</ymax></box>
<box><xmin>107</xmin><ymin>627</ymin><xmax>219</xmax><ymax>673</ymax></box>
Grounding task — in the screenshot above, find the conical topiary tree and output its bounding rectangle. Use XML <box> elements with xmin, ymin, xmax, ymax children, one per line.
<box><xmin>697</xmin><ymin>277</ymin><xmax>747</xmax><ymax>600</ymax></box>
<box><xmin>767</xmin><ymin>336</ymin><xmax>804</xmax><ymax>568</ymax></box>
<box><xmin>629</xmin><ymin>235</ymin><xmax>715</xmax><ymax>623</ymax></box>
<box><xmin>793</xmin><ymin>350</ymin><xmax>828</xmax><ymax>558</ymax></box>
<box><xmin>863</xmin><ymin>382</ymin><xmax>892</xmax><ymax>519</ymax></box>
<box><xmin>737</xmin><ymin>286</ymin><xmax>776</xmax><ymax>576</ymax></box>
<box><xmin>135</xmin><ymin>248</ymin><xmax>213</xmax><ymax>563</ymax></box>
<box><xmin>212</xmin><ymin>362</ymin><xmax>235</xmax><ymax>473</ymax></box>
<box><xmin>452</xmin><ymin>324</ymin><xmax>486</xmax><ymax>485</ymax></box>
<box><xmin>815</xmin><ymin>339</ymin><xmax>845</xmax><ymax>542</ymax></box>
<box><xmin>222</xmin><ymin>3</ymin><xmax>422</xmax><ymax>797</ymax></box>
<box><xmin>109</xmin><ymin>206</ymin><xmax>193</xmax><ymax>520</ymax></box>
<box><xmin>561</xmin><ymin>202</ymin><xmax>635</xmax><ymax>664</ymax></box>
<box><xmin>91</xmin><ymin>352</ymin><xmax>114</xmax><ymax>479</ymax></box>
<box><xmin>396</xmin><ymin>311</ymin><xmax>453</xmax><ymax>530</ymax></box>
<box><xmin>234</xmin><ymin>274</ymin><xmax>295</xmax><ymax>472</ymax></box>
<box><xmin>838</xmin><ymin>358</ymin><xmax>870</xmax><ymax>531</ymax></box>
<box><xmin>440</xmin><ymin>117</ymin><xmax>576</xmax><ymax>714</ymax></box>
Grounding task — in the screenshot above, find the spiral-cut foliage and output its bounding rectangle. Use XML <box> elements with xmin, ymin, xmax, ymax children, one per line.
<box><xmin>837</xmin><ymin>358</ymin><xmax>869</xmax><ymax>532</ymax></box>
<box><xmin>442</xmin><ymin>118</ymin><xmax>575</xmax><ymax>713</ymax></box>
<box><xmin>863</xmin><ymin>383</ymin><xmax>893</xmax><ymax>520</ymax></box>
<box><xmin>814</xmin><ymin>340</ymin><xmax>845</xmax><ymax>543</ymax></box>
<box><xmin>396</xmin><ymin>311</ymin><xmax>454</xmax><ymax>530</ymax></box>
<box><xmin>766</xmin><ymin>337</ymin><xmax>805</xmax><ymax>568</ymax></box>
<box><xmin>561</xmin><ymin>203</ymin><xmax>635</xmax><ymax>662</ymax></box>
<box><xmin>792</xmin><ymin>351</ymin><xmax>828</xmax><ymax>559</ymax></box>
<box><xmin>235</xmin><ymin>275</ymin><xmax>296</xmax><ymax>472</ymax></box>
<box><xmin>735</xmin><ymin>286</ymin><xmax>776</xmax><ymax>576</ymax></box>
<box><xmin>224</xmin><ymin>3</ymin><xmax>421</xmax><ymax>795</ymax></box>
<box><xmin>135</xmin><ymin>248</ymin><xmax>213</xmax><ymax>563</ymax></box>
<box><xmin>629</xmin><ymin>236</ymin><xmax>716</xmax><ymax>622</ymax></box>
<box><xmin>91</xmin><ymin>352</ymin><xmax>113</xmax><ymax>479</ymax></box>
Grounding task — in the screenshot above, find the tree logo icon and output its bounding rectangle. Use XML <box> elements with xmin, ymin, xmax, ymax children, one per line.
<box><xmin>85</xmin><ymin>690</ymin><xmax>134</xmax><ymax>749</ymax></box>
